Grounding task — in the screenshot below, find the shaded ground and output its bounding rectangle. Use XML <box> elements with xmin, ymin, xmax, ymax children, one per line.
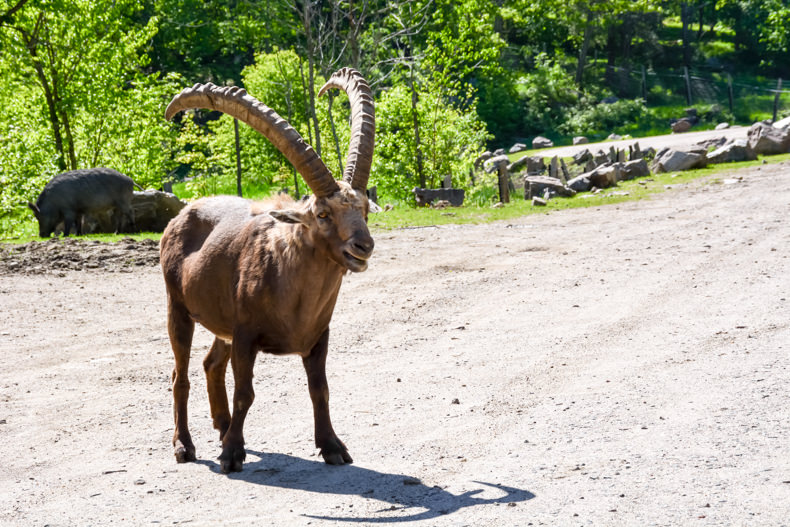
<box><xmin>1</xmin><ymin>162</ymin><xmax>789</xmax><ymax>526</ymax></box>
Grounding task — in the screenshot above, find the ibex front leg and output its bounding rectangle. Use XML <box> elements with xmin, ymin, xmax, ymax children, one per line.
<box><xmin>167</xmin><ymin>298</ymin><xmax>196</xmax><ymax>463</ymax></box>
<box><xmin>303</xmin><ymin>329</ymin><xmax>353</xmax><ymax>465</ymax></box>
<box><xmin>218</xmin><ymin>331</ymin><xmax>256</xmax><ymax>473</ymax></box>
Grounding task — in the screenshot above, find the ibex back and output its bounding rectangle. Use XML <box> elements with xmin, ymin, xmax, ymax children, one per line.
<box><xmin>160</xmin><ymin>68</ymin><xmax>375</xmax><ymax>473</ymax></box>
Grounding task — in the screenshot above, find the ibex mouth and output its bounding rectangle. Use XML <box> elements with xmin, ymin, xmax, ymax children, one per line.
<box><xmin>343</xmin><ymin>250</ymin><xmax>369</xmax><ymax>271</ymax></box>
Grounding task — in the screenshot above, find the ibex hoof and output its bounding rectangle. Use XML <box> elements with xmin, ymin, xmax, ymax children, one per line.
<box><xmin>320</xmin><ymin>438</ymin><xmax>353</xmax><ymax>465</ymax></box>
<box><xmin>219</xmin><ymin>445</ymin><xmax>246</xmax><ymax>473</ymax></box>
<box><xmin>174</xmin><ymin>441</ymin><xmax>196</xmax><ymax>463</ymax></box>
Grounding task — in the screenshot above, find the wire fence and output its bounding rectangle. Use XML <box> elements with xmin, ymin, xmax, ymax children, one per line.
<box><xmin>593</xmin><ymin>65</ymin><xmax>790</xmax><ymax>122</ymax></box>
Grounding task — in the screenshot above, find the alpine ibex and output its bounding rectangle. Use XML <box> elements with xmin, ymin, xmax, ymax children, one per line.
<box><xmin>160</xmin><ymin>68</ymin><xmax>375</xmax><ymax>473</ymax></box>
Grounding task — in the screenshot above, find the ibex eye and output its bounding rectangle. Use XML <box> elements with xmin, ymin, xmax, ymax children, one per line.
<box><xmin>317</xmin><ymin>212</ymin><xmax>329</xmax><ymax>219</ymax></box>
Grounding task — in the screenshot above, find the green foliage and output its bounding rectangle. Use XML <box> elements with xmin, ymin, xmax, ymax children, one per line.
<box><xmin>558</xmin><ymin>97</ymin><xmax>648</xmax><ymax>138</ymax></box>
<box><xmin>372</xmin><ymin>82</ymin><xmax>490</xmax><ymax>204</ymax></box>
<box><xmin>515</xmin><ymin>53</ymin><xmax>579</xmax><ymax>134</ymax></box>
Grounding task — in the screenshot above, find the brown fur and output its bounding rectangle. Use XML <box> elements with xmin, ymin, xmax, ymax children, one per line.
<box><xmin>160</xmin><ymin>181</ymin><xmax>373</xmax><ymax>472</ymax></box>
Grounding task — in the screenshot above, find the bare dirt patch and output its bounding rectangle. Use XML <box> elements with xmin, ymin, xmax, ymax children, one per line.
<box><xmin>0</xmin><ymin>237</ymin><xmax>160</xmax><ymax>275</ymax></box>
<box><xmin>1</xmin><ymin>164</ymin><xmax>789</xmax><ymax>526</ymax></box>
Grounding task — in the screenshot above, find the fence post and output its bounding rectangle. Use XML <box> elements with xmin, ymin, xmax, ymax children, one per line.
<box><xmin>773</xmin><ymin>78</ymin><xmax>783</xmax><ymax>122</ymax></box>
<box><xmin>684</xmin><ymin>66</ymin><xmax>692</xmax><ymax>105</ymax></box>
<box><xmin>727</xmin><ymin>74</ymin><xmax>734</xmax><ymax>114</ymax></box>
<box><xmin>234</xmin><ymin>118</ymin><xmax>242</xmax><ymax>197</ymax></box>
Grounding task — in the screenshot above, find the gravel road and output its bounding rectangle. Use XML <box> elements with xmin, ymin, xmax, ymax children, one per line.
<box><xmin>1</xmin><ymin>161</ymin><xmax>788</xmax><ymax>526</ymax></box>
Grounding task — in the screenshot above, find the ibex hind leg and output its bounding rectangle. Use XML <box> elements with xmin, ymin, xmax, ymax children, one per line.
<box><xmin>167</xmin><ymin>297</ymin><xmax>196</xmax><ymax>463</ymax></box>
<box><xmin>203</xmin><ymin>338</ymin><xmax>231</xmax><ymax>440</ymax></box>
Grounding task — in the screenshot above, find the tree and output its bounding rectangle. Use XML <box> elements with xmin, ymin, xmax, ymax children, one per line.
<box><xmin>0</xmin><ymin>0</ymin><xmax>157</xmax><ymax>171</ymax></box>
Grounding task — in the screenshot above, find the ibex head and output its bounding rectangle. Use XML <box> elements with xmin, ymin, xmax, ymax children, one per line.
<box><xmin>165</xmin><ymin>68</ymin><xmax>375</xmax><ymax>272</ymax></box>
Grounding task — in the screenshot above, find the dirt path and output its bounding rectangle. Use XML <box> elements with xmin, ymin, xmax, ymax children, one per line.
<box><xmin>1</xmin><ymin>162</ymin><xmax>789</xmax><ymax>526</ymax></box>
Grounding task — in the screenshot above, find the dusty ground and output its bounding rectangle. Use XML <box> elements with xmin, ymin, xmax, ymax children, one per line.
<box><xmin>1</xmin><ymin>162</ymin><xmax>789</xmax><ymax>526</ymax></box>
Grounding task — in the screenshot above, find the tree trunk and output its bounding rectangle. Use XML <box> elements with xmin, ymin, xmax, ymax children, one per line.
<box><xmin>681</xmin><ymin>2</ymin><xmax>692</xmax><ymax>67</ymax></box>
<box><xmin>575</xmin><ymin>9</ymin><xmax>594</xmax><ymax>88</ymax></box>
<box><xmin>408</xmin><ymin>63</ymin><xmax>425</xmax><ymax>189</ymax></box>
<box><xmin>301</xmin><ymin>2</ymin><xmax>322</xmax><ymax>157</ymax></box>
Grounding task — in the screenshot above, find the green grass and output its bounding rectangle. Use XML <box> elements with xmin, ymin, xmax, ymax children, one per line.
<box><xmin>370</xmin><ymin>154</ymin><xmax>790</xmax><ymax>230</ymax></box>
<box><xmin>4</xmin><ymin>154</ymin><xmax>789</xmax><ymax>243</ymax></box>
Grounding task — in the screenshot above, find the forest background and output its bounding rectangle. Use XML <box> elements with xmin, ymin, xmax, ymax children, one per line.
<box><xmin>1</xmin><ymin>0</ymin><xmax>789</xmax><ymax>237</ymax></box>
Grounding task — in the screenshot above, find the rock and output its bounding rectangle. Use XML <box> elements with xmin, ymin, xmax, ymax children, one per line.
<box><xmin>509</xmin><ymin>142</ymin><xmax>527</xmax><ymax>154</ymax></box>
<box><xmin>432</xmin><ymin>200</ymin><xmax>451</xmax><ymax>209</ymax></box>
<box><xmin>706</xmin><ymin>139</ymin><xmax>758</xmax><ymax>164</ymax></box>
<box><xmin>493</xmin><ymin>148</ymin><xmax>506</xmax><ymax>156</ymax></box>
<box><xmin>484</xmin><ymin>154</ymin><xmax>510</xmax><ymax>173</ymax></box>
<box><xmin>532</xmin><ymin>196</ymin><xmax>547</xmax><ymax>206</ymax></box>
<box><xmin>567</xmin><ymin>175</ymin><xmax>592</xmax><ymax>192</ymax></box>
<box><xmin>602</xmin><ymin>96</ymin><xmax>619</xmax><ymax>104</ymax></box>
<box><xmin>524</xmin><ymin>176</ymin><xmax>575</xmax><ymax>199</ymax></box>
<box><xmin>588</xmin><ymin>165</ymin><xmax>620</xmax><ymax>188</ymax></box>
<box><xmin>474</xmin><ymin>151</ymin><xmax>492</xmax><ymax>169</ymax></box>
<box><xmin>773</xmin><ymin>115</ymin><xmax>790</xmax><ymax>129</ymax></box>
<box><xmin>131</xmin><ymin>190</ymin><xmax>187</xmax><ymax>232</ymax></box>
<box><xmin>508</xmin><ymin>156</ymin><xmax>544</xmax><ymax>175</ymax></box>
<box><xmin>594</xmin><ymin>150</ymin><xmax>609</xmax><ymax>166</ymax></box>
<box><xmin>715</xmin><ymin>122</ymin><xmax>730</xmax><ymax>130</ymax></box>
<box><xmin>620</xmin><ymin>158</ymin><xmax>650</xmax><ymax>180</ymax></box>
<box><xmin>413</xmin><ymin>188</ymin><xmax>465</xmax><ymax>207</ymax></box>
<box><xmin>671</xmin><ymin>119</ymin><xmax>693</xmax><ymax>133</ymax></box>
<box><xmin>696</xmin><ymin>136</ymin><xmax>728</xmax><ymax>150</ymax></box>
<box><xmin>607</xmin><ymin>133</ymin><xmax>622</xmax><ymax>141</ymax></box>
<box><xmin>573</xmin><ymin>136</ymin><xmax>589</xmax><ymax>145</ymax></box>
<box><xmin>651</xmin><ymin>146</ymin><xmax>708</xmax><ymax>173</ymax></box>
<box><xmin>747</xmin><ymin>122</ymin><xmax>790</xmax><ymax>155</ymax></box>
<box><xmin>573</xmin><ymin>148</ymin><xmax>592</xmax><ymax>165</ymax></box>
<box><xmin>532</xmin><ymin>136</ymin><xmax>553</xmax><ymax>149</ymax></box>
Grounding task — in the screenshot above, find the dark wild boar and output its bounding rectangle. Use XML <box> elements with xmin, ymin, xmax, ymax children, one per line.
<box><xmin>28</xmin><ymin>168</ymin><xmax>138</xmax><ymax>237</ymax></box>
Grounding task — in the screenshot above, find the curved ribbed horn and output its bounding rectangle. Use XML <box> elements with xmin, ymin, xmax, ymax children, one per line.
<box><xmin>319</xmin><ymin>68</ymin><xmax>375</xmax><ymax>192</ymax></box>
<box><xmin>165</xmin><ymin>83</ymin><xmax>340</xmax><ymax>198</ymax></box>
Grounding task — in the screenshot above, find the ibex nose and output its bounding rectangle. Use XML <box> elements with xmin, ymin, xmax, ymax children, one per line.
<box><xmin>352</xmin><ymin>232</ymin><xmax>374</xmax><ymax>257</ymax></box>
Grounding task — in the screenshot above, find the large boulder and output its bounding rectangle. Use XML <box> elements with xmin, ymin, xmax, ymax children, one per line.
<box><xmin>651</xmin><ymin>146</ymin><xmax>708</xmax><ymax>173</ymax></box>
<box><xmin>524</xmin><ymin>176</ymin><xmax>575</xmax><ymax>199</ymax></box>
<box><xmin>706</xmin><ymin>139</ymin><xmax>758</xmax><ymax>164</ymax></box>
<box><xmin>588</xmin><ymin>165</ymin><xmax>620</xmax><ymax>188</ymax></box>
<box><xmin>620</xmin><ymin>158</ymin><xmax>650</xmax><ymax>180</ymax></box>
<box><xmin>573</xmin><ymin>136</ymin><xmax>589</xmax><ymax>145</ymax></box>
<box><xmin>747</xmin><ymin>122</ymin><xmax>790</xmax><ymax>155</ymax></box>
<box><xmin>773</xmin><ymin>115</ymin><xmax>790</xmax><ymax>129</ymax></box>
<box><xmin>509</xmin><ymin>142</ymin><xmax>527</xmax><ymax>154</ymax></box>
<box><xmin>567</xmin><ymin>174</ymin><xmax>592</xmax><ymax>193</ymax></box>
<box><xmin>132</xmin><ymin>190</ymin><xmax>187</xmax><ymax>232</ymax></box>
<box><xmin>532</xmin><ymin>136</ymin><xmax>554</xmax><ymax>149</ymax></box>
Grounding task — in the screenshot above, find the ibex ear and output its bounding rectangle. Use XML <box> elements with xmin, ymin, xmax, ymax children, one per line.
<box><xmin>28</xmin><ymin>202</ymin><xmax>40</xmax><ymax>218</ymax></box>
<box><xmin>269</xmin><ymin>209</ymin><xmax>309</xmax><ymax>225</ymax></box>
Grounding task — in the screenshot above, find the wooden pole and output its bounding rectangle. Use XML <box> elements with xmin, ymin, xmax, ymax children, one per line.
<box><xmin>497</xmin><ymin>164</ymin><xmax>510</xmax><ymax>204</ymax></box>
<box><xmin>727</xmin><ymin>74</ymin><xmax>734</xmax><ymax>114</ymax></box>
<box><xmin>234</xmin><ymin>118</ymin><xmax>242</xmax><ymax>197</ymax></box>
<box><xmin>684</xmin><ymin>66</ymin><xmax>692</xmax><ymax>105</ymax></box>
